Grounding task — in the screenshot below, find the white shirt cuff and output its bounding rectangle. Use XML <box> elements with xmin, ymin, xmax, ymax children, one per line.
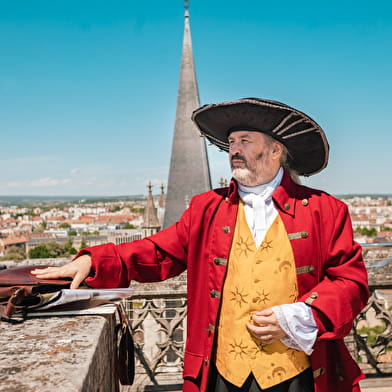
<box><xmin>271</xmin><ymin>302</ymin><xmax>317</xmax><ymax>355</ymax></box>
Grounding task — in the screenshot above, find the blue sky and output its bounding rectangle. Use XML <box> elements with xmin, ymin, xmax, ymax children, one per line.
<box><xmin>1</xmin><ymin>0</ymin><xmax>391</xmax><ymax>196</ymax></box>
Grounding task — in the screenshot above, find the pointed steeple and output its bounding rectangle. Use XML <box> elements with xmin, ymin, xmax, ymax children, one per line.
<box><xmin>142</xmin><ymin>182</ymin><xmax>161</xmax><ymax>237</ymax></box>
<box><xmin>159</xmin><ymin>183</ymin><xmax>166</xmax><ymax>208</ymax></box>
<box><xmin>163</xmin><ymin>6</ymin><xmax>211</xmax><ymax>228</ymax></box>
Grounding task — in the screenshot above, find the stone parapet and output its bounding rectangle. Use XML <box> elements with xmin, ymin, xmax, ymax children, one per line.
<box><xmin>0</xmin><ymin>307</ymin><xmax>119</xmax><ymax>392</ymax></box>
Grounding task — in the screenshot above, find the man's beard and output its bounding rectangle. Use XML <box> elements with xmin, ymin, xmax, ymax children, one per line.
<box><xmin>230</xmin><ymin>153</ymin><xmax>263</xmax><ymax>186</ymax></box>
<box><xmin>231</xmin><ymin>167</ymin><xmax>258</xmax><ymax>186</ymax></box>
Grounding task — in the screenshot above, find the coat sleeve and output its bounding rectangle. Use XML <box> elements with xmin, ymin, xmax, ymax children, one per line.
<box><xmin>79</xmin><ymin>207</ymin><xmax>191</xmax><ymax>288</ymax></box>
<box><xmin>298</xmin><ymin>201</ymin><xmax>369</xmax><ymax>340</ymax></box>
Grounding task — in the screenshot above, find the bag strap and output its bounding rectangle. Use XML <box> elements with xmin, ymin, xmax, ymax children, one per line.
<box><xmin>87</xmin><ymin>299</ymin><xmax>135</xmax><ymax>386</ymax></box>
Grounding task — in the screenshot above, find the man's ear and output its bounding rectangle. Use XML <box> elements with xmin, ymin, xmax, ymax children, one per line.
<box><xmin>271</xmin><ymin>141</ymin><xmax>284</xmax><ymax>158</ymax></box>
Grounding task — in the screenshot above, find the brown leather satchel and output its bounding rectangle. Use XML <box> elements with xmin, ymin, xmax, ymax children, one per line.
<box><xmin>0</xmin><ymin>265</ymin><xmax>135</xmax><ymax>386</ymax></box>
<box><xmin>0</xmin><ymin>265</ymin><xmax>72</xmax><ymax>320</ymax></box>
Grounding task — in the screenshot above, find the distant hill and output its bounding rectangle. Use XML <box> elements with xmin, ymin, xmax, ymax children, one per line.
<box><xmin>336</xmin><ymin>194</ymin><xmax>392</xmax><ymax>199</ymax></box>
<box><xmin>0</xmin><ymin>195</ymin><xmax>145</xmax><ymax>205</ymax></box>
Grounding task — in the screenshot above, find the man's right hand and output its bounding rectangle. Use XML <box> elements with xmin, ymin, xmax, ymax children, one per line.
<box><xmin>31</xmin><ymin>254</ymin><xmax>92</xmax><ymax>289</ymax></box>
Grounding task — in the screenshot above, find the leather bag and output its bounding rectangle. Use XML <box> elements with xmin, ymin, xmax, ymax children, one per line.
<box><xmin>0</xmin><ymin>265</ymin><xmax>72</xmax><ymax>320</ymax></box>
<box><xmin>0</xmin><ymin>265</ymin><xmax>135</xmax><ymax>386</ymax></box>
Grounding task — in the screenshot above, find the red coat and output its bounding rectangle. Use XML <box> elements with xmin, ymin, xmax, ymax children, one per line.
<box><xmin>83</xmin><ymin>172</ymin><xmax>369</xmax><ymax>392</ymax></box>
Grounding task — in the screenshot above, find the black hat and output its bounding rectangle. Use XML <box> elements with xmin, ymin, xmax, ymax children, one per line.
<box><xmin>192</xmin><ymin>98</ymin><xmax>329</xmax><ymax>176</ymax></box>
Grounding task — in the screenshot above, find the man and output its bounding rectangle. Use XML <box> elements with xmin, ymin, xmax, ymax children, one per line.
<box><xmin>33</xmin><ymin>98</ymin><xmax>369</xmax><ymax>392</ymax></box>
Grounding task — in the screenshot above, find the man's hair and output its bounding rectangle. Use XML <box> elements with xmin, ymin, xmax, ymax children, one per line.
<box><xmin>263</xmin><ymin>134</ymin><xmax>301</xmax><ymax>185</ymax></box>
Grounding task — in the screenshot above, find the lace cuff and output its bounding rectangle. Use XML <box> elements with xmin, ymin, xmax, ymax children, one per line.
<box><xmin>271</xmin><ymin>302</ymin><xmax>317</xmax><ymax>355</ymax></box>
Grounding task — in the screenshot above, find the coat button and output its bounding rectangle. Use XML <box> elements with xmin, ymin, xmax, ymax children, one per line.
<box><xmin>301</xmin><ymin>231</ymin><xmax>309</xmax><ymax>238</ymax></box>
<box><xmin>213</xmin><ymin>257</ymin><xmax>227</xmax><ymax>266</ymax></box>
<box><xmin>222</xmin><ymin>226</ymin><xmax>231</xmax><ymax>233</ymax></box>
<box><xmin>284</xmin><ymin>203</ymin><xmax>290</xmax><ymax>210</ymax></box>
<box><xmin>302</xmin><ymin>198</ymin><xmax>309</xmax><ymax>206</ymax></box>
<box><xmin>305</xmin><ymin>291</ymin><xmax>319</xmax><ymax>305</ymax></box>
<box><xmin>210</xmin><ymin>290</ymin><xmax>221</xmax><ymax>298</ymax></box>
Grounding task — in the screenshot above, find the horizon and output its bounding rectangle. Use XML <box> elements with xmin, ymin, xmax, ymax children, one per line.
<box><xmin>1</xmin><ymin>1</ymin><xmax>391</xmax><ymax>196</ymax></box>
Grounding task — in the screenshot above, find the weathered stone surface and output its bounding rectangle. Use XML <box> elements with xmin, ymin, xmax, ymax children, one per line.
<box><xmin>0</xmin><ymin>312</ymin><xmax>117</xmax><ymax>392</ymax></box>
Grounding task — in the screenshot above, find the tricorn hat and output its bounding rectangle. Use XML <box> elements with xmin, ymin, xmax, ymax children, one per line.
<box><xmin>192</xmin><ymin>98</ymin><xmax>329</xmax><ymax>176</ymax></box>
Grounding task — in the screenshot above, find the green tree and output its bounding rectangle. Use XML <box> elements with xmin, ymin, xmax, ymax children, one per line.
<box><xmin>1</xmin><ymin>246</ymin><xmax>25</xmax><ymax>261</ymax></box>
<box><xmin>355</xmin><ymin>227</ymin><xmax>377</xmax><ymax>236</ymax></box>
<box><xmin>64</xmin><ymin>239</ymin><xmax>77</xmax><ymax>255</ymax></box>
<box><xmin>122</xmin><ymin>223</ymin><xmax>137</xmax><ymax>229</ymax></box>
<box><xmin>33</xmin><ymin>222</ymin><xmax>47</xmax><ymax>233</ymax></box>
<box><xmin>79</xmin><ymin>239</ymin><xmax>88</xmax><ymax>250</ymax></box>
<box><xmin>46</xmin><ymin>241</ymin><xmax>65</xmax><ymax>258</ymax></box>
<box><xmin>59</xmin><ymin>222</ymin><xmax>71</xmax><ymax>229</ymax></box>
<box><xmin>29</xmin><ymin>244</ymin><xmax>51</xmax><ymax>258</ymax></box>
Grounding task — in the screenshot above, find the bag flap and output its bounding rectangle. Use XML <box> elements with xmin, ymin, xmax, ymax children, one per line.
<box><xmin>0</xmin><ymin>265</ymin><xmax>72</xmax><ymax>286</ymax></box>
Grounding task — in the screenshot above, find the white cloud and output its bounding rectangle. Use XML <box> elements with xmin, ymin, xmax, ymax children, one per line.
<box><xmin>4</xmin><ymin>181</ymin><xmax>24</xmax><ymax>188</ymax></box>
<box><xmin>70</xmin><ymin>168</ymin><xmax>80</xmax><ymax>175</ymax></box>
<box><xmin>0</xmin><ymin>155</ymin><xmax>57</xmax><ymax>165</ymax></box>
<box><xmin>29</xmin><ymin>177</ymin><xmax>60</xmax><ymax>187</ymax></box>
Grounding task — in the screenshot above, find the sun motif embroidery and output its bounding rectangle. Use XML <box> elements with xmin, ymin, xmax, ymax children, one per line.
<box><xmin>249</xmin><ymin>340</ymin><xmax>269</xmax><ymax>359</ymax></box>
<box><xmin>235</xmin><ymin>236</ymin><xmax>254</xmax><ymax>257</ymax></box>
<box><xmin>289</xmin><ymin>282</ymin><xmax>298</xmax><ymax>301</ymax></box>
<box><xmin>230</xmin><ymin>287</ymin><xmax>249</xmax><ymax>307</ymax></box>
<box><xmin>260</xmin><ymin>239</ymin><xmax>273</xmax><ymax>253</ymax></box>
<box><xmin>229</xmin><ymin>339</ymin><xmax>248</xmax><ymax>359</ymax></box>
<box><xmin>254</xmin><ymin>289</ymin><xmax>271</xmax><ymax>305</ymax></box>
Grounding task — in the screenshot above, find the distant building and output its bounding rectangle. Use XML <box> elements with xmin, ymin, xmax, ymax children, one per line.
<box><xmin>141</xmin><ymin>182</ymin><xmax>161</xmax><ymax>238</ymax></box>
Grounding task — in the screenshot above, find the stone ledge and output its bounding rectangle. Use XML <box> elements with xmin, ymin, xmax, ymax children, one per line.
<box><xmin>0</xmin><ymin>308</ymin><xmax>118</xmax><ymax>392</ymax></box>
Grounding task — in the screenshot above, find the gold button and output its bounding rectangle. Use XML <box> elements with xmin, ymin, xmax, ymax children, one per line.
<box><xmin>222</xmin><ymin>226</ymin><xmax>230</xmax><ymax>233</ymax></box>
<box><xmin>302</xmin><ymin>199</ymin><xmax>309</xmax><ymax>206</ymax></box>
<box><xmin>284</xmin><ymin>203</ymin><xmax>290</xmax><ymax>210</ymax></box>
<box><xmin>213</xmin><ymin>257</ymin><xmax>227</xmax><ymax>266</ymax></box>
<box><xmin>310</xmin><ymin>292</ymin><xmax>318</xmax><ymax>299</ymax></box>
<box><xmin>301</xmin><ymin>231</ymin><xmax>309</xmax><ymax>238</ymax></box>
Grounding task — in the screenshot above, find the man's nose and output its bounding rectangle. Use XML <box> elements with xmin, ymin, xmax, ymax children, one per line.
<box><xmin>229</xmin><ymin>142</ymin><xmax>242</xmax><ymax>155</ymax></box>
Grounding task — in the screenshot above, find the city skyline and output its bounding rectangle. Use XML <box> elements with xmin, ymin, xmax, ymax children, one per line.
<box><xmin>1</xmin><ymin>0</ymin><xmax>391</xmax><ymax>196</ymax></box>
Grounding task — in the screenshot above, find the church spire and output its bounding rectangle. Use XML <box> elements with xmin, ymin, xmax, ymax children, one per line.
<box><xmin>142</xmin><ymin>182</ymin><xmax>161</xmax><ymax>237</ymax></box>
<box><xmin>163</xmin><ymin>5</ymin><xmax>211</xmax><ymax>228</ymax></box>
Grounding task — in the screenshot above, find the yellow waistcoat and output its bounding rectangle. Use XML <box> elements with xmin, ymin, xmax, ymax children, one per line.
<box><xmin>215</xmin><ymin>201</ymin><xmax>310</xmax><ymax>388</ymax></box>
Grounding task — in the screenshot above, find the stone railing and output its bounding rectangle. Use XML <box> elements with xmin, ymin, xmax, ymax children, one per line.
<box><xmin>349</xmin><ymin>243</ymin><xmax>392</xmax><ymax>376</ymax></box>
<box><xmin>126</xmin><ymin>243</ymin><xmax>392</xmax><ymax>390</ymax></box>
<box><xmin>123</xmin><ymin>277</ymin><xmax>187</xmax><ymax>392</ymax></box>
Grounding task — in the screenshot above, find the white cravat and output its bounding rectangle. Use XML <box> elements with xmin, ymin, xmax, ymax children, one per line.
<box><xmin>237</xmin><ymin>167</ymin><xmax>283</xmax><ymax>248</ymax></box>
<box><xmin>237</xmin><ymin>167</ymin><xmax>318</xmax><ymax>354</ymax></box>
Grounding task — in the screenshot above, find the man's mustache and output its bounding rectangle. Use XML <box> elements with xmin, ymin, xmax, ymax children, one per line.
<box><xmin>231</xmin><ymin>154</ymin><xmax>247</xmax><ymax>163</ymax></box>
<box><xmin>230</xmin><ymin>154</ymin><xmax>248</xmax><ymax>170</ymax></box>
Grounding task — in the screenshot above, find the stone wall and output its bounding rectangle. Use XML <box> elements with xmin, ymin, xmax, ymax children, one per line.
<box><xmin>0</xmin><ymin>307</ymin><xmax>121</xmax><ymax>392</ymax></box>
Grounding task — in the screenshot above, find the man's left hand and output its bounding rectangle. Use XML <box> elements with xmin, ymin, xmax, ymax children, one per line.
<box><xmin>246</xmin><ymin>308</ymin><xmax>287</xmax><ymax>343</ymax></box>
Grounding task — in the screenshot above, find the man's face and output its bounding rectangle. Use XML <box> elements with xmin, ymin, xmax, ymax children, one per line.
<box><xmin>228</xmin><ymin>131</ymin><xmax>283</xmax><ymax>186</ymax></box>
